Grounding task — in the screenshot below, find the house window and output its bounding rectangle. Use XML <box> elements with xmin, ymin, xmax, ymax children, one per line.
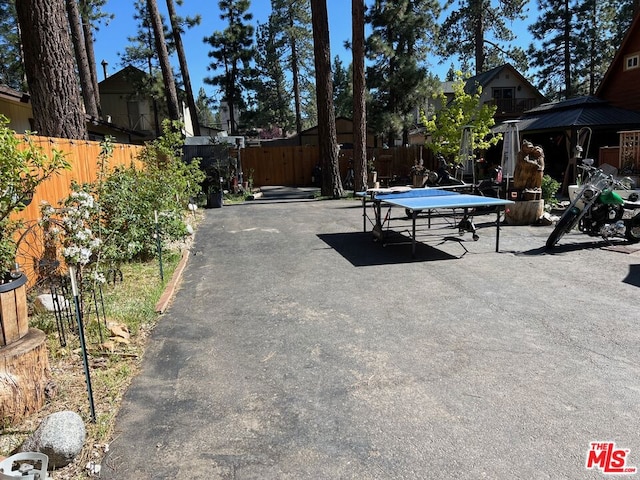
<box><xmin>625</xmin><ymin>53</ymin><xmax>639</xmax><ymax>71</ymax></box>
<box><xmin>492</xmin><ymin>87</ymin><xmax>515</xmax><ymax>113</ymax></box>
<box><xmin>493</xmin><ymin>87</ymin><xmax>514</xmax><ymax>100</ymax></box>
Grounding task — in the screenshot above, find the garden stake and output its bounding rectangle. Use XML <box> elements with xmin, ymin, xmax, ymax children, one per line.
<box><xmin>69</xmin><ymin>266</ymin><xmax>96</xmax><ymax>423</ymax></box>
<box><xmin>155</xmin><ymin>210</ymin><xmax>164</xmax><ymax>282</ymax></box>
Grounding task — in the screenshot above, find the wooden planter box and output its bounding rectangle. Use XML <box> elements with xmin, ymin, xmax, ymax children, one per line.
<box><xmin>0</xmin><ymin>274</ymin><xmax>29</xmax><ymax>347</ymax></box>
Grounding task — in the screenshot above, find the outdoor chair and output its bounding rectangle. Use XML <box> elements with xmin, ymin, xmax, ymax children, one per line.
<box><xmin>0</xmin><ymin>452</ymin><xmax>49</xmax><ymax>479</ymax></box>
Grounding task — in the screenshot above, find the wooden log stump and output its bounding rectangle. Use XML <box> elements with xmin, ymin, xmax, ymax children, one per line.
<box><xmin>505</xmin><ymin>200</ymin><xmax>545</xmax><ymax>225</ymax></box>
<box><xmin>0</xmin><ymin>274</ymin><xmax>29</xmax><ymax>346</ymax></box>
<box><xmin>0</xmin><ymin>328</ymin><xmax>50</xmax><ymax>425</ymax></box>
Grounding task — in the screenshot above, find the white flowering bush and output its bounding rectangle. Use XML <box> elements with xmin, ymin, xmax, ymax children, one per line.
<box><xmin>58</xmin><ymin>185</ymin><xmax>104</xmax><ymax>285</ymax></box>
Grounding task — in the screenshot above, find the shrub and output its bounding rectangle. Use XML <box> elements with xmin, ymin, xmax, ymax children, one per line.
<box><xmin>542</xmin><ymin>174</ymin><xmax>561</xmax><ymax>205</ymax></box>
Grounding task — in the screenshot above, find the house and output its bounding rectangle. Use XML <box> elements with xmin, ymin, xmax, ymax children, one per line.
<box><xmin>261</xmin><ymin>117</ymin><xmax>379</xmax><ymax>148</ymax></box>
<box><xmin>596</xmin><ymin>11</ymin><xmax>640</xmax><ymax>111</ymax></box>
<box><xmin>98</xmin><ymin>65</ymin><xmax>196</xmax><ymax>143</ymax></box>
<box><xmin>410</xmin><ymin>64</ymin><xmax>547</xmax><ymax>145</ymax></box>
<box><xmin>0</xmin><ymin>85</ymin><xmax>31</xmax><ymax>132</ymax></box>
<box><xmin>510</xmin><ymin>10</ymin><xmax>640</xmax><ymax>188</ymax></box>
<box><xmin>0</xmin><ymin>83</ymin><xmax>144</xmax><ymax>143</ymax></box>
<box><xmin>513</xmin><ymin>96</ymin><xmax>640</xmax><ymax>182</ymax></box>
<box><xmin>453</xmin><ymin>64</ymin><xmax>547</xmax><ymax>123</ymax></box>
<box><xmin>596</xmin><ymin>10</ymin><xmax>640</xmax><ymax>179</ymax></box>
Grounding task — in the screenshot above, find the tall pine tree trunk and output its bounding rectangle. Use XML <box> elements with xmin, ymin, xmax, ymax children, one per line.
<box><xmin>563</xmin><ymin>0</ymin><xmax>572</xmax><ymax>98</ymax></box>
<box><xmin>310</xmin><ymin>0</ymin><xmax>342</xmax><ymax>198</ymax></box>
<box><xmin>16</xmin><ymin>0</ymin><xmax>87</xmax><ymax>139</ymax></box>
<box><xmin>80</xmin><ymin>0</ymin><xmax>102</xmax><ymax>116</ymax></box>
<box><xmin>473</xmin><ymin>0</ymin><xmax>485</xmax><ymax>74</ymax></box>
<box><xmin>289</xmin><ymin>11</ymin><xmax>303</xmax><ymax>141</ymax></box>
<box><xmin>66</xmin><ymin>0</ymin><xmax>99</xmax><ymax>119</ymax></box>
<box><xmin>147</xmin><ymin>0</ymin><xmax>180</xmax><ymax>122</ymax></box>
<box><xmin>352</xmin><ymin>0</ymin><xmax>367</xmax><ymax>192</ymax></box>
<box><xmin>166</xmin><ymin>0</ymin><xmax>200</xmax><ymax>136</ymax></box>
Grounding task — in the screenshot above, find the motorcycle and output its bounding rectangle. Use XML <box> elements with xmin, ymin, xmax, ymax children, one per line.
<box><xmin>546</xmin><ymin>158</ymin><xmax>640</xmax><ymax>249</ymax></box>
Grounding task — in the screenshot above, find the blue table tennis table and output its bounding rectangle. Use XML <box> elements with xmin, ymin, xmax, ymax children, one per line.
<box><xmin>358</xmin><ymin>187</ymin><xmax>514</xmax><ymax>257</ymax></box>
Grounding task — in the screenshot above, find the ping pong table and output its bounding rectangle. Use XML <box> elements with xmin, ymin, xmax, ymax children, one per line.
<box><xmin>358</xmin><ymin>188</ymin><xmax>514</xmax><ymax>257</ymax></box>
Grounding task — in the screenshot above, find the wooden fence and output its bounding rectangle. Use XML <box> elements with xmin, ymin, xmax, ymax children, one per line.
<box><xmin>14</xmin><ymin>135</ymin><xmax>144</xmax><ymax>226</ymax></box>
<box><xmin>238</xmin><ymin>145</ymin><xmax>431</xmax><ymax>187</ymax></box>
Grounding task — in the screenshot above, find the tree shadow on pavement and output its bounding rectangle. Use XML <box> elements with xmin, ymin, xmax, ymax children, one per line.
<box><xmin>623</xmin><ymin>264</ymin><xmax>640</xmax><ymax>288</ymax></box>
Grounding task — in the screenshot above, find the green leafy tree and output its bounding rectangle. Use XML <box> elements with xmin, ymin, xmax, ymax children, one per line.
<box><xmin>0</xmin><ymin>115</ymin><xmax>70</xmax><ymax>278</ymax></box>
<box><xmin>96</xmin><ymin>122</ymin><xmax>204</xmax><ymax>265</ymax></box>
<box><xmin>439</xmin><ymin>0</ymin><xmax>529</xmax><ymax>75</ymax></box>
<box><xmin>204</xmin><ymin>0</ymin><xmax>255</xmax><ymax>135</ymax></box>
<box><xmin>422</xmin><ymin>72</ymin><xmax>499</xmax><ymax>162</ymax></box>
<box><xmin>366</xmin><ymin>0</ymin><xmax>441</xmax><ymax>145</ymax></box>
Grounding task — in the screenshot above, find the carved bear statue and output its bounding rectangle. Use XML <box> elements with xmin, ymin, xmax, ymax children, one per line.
<box><xmin>513</xmin><ymin>139</ymin><xmax>545</xmax><ymax>191</ymax></box>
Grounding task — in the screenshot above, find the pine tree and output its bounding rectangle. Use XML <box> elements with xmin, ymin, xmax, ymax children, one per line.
<box><xmin>166</xmin><ymin>0</ymin><xmax>201</xmax><ymax>135</ymax></box>
<box><xmin>310</xmin><ymin>0</ymin><xmax>342</xmax><ymax>198</ymax></box>
<box><xmin>66</xmin><ymin>0</ymin><xmax>99</xmax><ymax>118</ymax></box>
<box><xmin>247</xmin><ymin>16</ymin><xmax>294</xmax><ymax>136</ymax></box>
<box><xmin>195</xmin><ymin>87</ymin><xmax>217</xmax><ymax>128</ymax></box>
<box><xmin>576</xmin><ymin>0</ymin><xmax>637</xmax><ymax>95</ymax></box>
<box><xmin>204</xmin><ymin>0</ymin><xmax>254</xmax><ymax>135</ymax></box>
<box><xmin>79</xmin><ymin>0</ymin><xmax>112</xmax><ymax>115</ymax></box>
<box><xmin>527</xmin><ymin>0</ymin><xmax>576</xmax><ymax>100</ymax></box>
<box><xmin>15</xmin><ymin>0</ymin><xmax>87</xmax><ymax>139</ymax></box>
<box><xmin>366</xmin><ymin>0</ymin><xmax>441</xmax><ymax>145</ymax></box>
<box><xmin>528</xmin><ymin>0</ymin><xmax>639</xmax><ymax>100</ymax></box>
<box><xmin>270</xmin><ymin>0</ymin><xmax>315</xmax><ymax>137</ymax></box>
<box><xmin>0</xmin><ymin>0</ymin><xmax>24</xmax><ymax>90</ymax></box>
<box><xmin>332</xmin><ymin>56</ymin><xmax>352</xmax><ymax>118</ymax></box>
<box><xmin>352</xmin><ymin>0</ymin><xmax>367</xmax><ymax>192</ymax></box>
<box><xmin>439</xmin><ymin>0</ymin><xmax>529</xmax><ymax>75</ymax></box>
<box><xmin>148</xmin><ymin>0</ymin><xmax>180</xmax><ymax>122</ymax></box>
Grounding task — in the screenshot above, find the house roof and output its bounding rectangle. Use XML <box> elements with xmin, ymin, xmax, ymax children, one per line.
<box><xmin>0</xmin><ymin>84</ymin><xmax>29</xmax><ymax>103</ymax></box>
<box><xmin>461</xmin><ymin>64</ymin><xmax>546</xmax><ymax>101</ymax></box>
<box><xmin>514</xmin><ymin>95</ymin><xmax>640</xmax><ymax>132</ymax></box>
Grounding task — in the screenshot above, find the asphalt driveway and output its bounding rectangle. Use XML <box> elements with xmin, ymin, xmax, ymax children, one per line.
<box><xmin>101</xmin><ymin>196</ymin><xmax>640</xmax><ymax>479</ymax></box>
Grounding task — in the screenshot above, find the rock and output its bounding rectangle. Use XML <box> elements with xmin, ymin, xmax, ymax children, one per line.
<box><xmin>20</xmin><ymin>411</ymin><xmax>86</xmax><ymax>468</ymax></box>
<box><xmin>33</xmin><ymin>294</ymin><xmax>70</xmax><ymax>314</ymax></box>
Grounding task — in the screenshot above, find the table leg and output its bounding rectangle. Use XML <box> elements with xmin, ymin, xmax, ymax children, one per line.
<box><xmin>495</xmin><ymin>207</ymin><xmax>502</xmax><ymax>252</ymax></box>
<box><xmin>412</xmin><ymin>210</ymin><xmax>417</xmax><ymax>258</ymax></box>
<box><xmin>362</xmin><ymin>196</ymin><xmax>367</xmax><ymax>232</ymax></box>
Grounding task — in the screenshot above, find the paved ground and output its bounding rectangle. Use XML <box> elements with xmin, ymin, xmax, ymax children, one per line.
<box><xmin>101</xmin><ymin>192</ymin><xmax>640</xmax><ymax>479</ymax></box>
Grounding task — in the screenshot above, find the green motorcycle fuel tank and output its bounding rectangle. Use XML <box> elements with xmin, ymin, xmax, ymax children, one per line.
<box><xmin>599</xmin><ymin>189</ymin><xmax>625</xmax><ymax>205</ymax></box>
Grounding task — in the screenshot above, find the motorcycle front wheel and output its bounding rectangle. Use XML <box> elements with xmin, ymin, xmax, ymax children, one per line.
<box><xmin>546</xmin><ymin>208</ymin><xmax>579</xmax><ymax>249</ymax></box>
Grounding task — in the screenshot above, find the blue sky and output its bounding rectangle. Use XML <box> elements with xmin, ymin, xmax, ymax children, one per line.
<box><xmin>93</xmin><ymin>1</ymin><xmax>360</xmax><ymax>102</ymax></box>
<box><xmin>92</xmin><ymin>1</ymin><xmax>534</xmax><ymax>102</ymax></box>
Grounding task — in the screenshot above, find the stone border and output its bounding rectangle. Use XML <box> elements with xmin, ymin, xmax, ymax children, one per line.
<box><xmin>155</xmin><ymin>249</ymin><xmax>190</xmax><ymax>314</ymax></box>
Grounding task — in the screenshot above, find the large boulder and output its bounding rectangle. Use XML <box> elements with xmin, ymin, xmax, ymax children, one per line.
<box><xmin>20</xmin><ymin>411</ymin><xmax>86</xmax><ymax>468</ymax></box>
